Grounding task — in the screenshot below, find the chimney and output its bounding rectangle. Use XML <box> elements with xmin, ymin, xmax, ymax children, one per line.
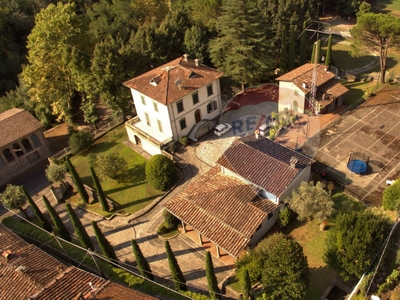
<box><xmin>302</xmin><ymin>82</ymin><xmax>307</xmax><ymax>89</ymax></box>
<box><xmin>194</xmin><ymin>58</ymin><xmax>199</xmax><ymax>66</ymax></box>
<box><xmin>289</xmin><ymin>156</ymin><xmax>298</xmax><ymax>169</ymax></box>
<box><xmin>183</xmin><ymin>54</ymin><xmax>188</xmax><ymax>61</ymax></box>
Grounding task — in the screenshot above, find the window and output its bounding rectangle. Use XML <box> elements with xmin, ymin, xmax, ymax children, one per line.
<box><xmin>157</xmin><ymin>119</ymin><xmax>163</xmax><ymax>133</ymax></box>
<box><xmin>3</xmin><ymin>149</ymin><xmax>15</xmax><ymax>162</ymax></box>
<box><xmin>207</xmin><ymin>101</ymin><xmax>217</xmax><ymax>114</ymax></box>
<box><xmin>144</xmin><ymin>112</ymin><xmax>151</xmax><ymax>126</ymax></box>
<box><xmin>22</xmin><ymin>139</ymin><xmax>33</xmax><ymax>152</ymax></box>
<box><xmin>179</xmin><ymin>118</ymin><xmax>187</xmax><ymax>130</ymax></box>
<box><xmin>192</xmin><ymin>92</ymin><xmax>199</xmax><ymax>105</ymax></box>
<box><xmin>13</xmin><ymin>143</ymin><xmax>24</xmax><ymax>157</ymax></box>
<box><xmin>153</xmin><ymin>101</ymin><xmax>158</xmax><ymax>112</ymax></box>
<box><xmin>31</xmin><ymin>134</ymin><xmax>41</xmax><ymax>148</ymax></box>
<box><xmin>207</xmin><ymin>84</ymin><xmax>213</xmax><ymax>96</ymax></box>
<box><xmin>176</xmin><ymin>100</ymin><xmax>184</xmax><ymax>113</ymax></box>
<box><xmin>141</xmin><ymin>95</ymin><xmax>146</xmax><ymax>105</ymax></box>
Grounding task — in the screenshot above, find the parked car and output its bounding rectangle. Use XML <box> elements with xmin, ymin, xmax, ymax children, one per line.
<box><xmin>214</xmin><ymin>123</ymin><xmax>232</xmax><ymax>137</ymax></box>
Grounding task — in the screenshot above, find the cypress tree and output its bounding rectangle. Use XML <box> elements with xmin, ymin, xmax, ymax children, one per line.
<box><xmin>316</xmin><ymin>39</ymin><xmax>321</xmax><ymax>64</ymax></box>
<box><xmin>310</xmin><ymin>41</ymin><xmax>316</xmax><ymax>64</ymax></box>
<box><xmin>91</xmin><ymin>221</ymin><xmax>117</xmax><ymax>261</ymax></box>
<box><xmin>325</xmin><ymin>34</ymin><xmax>332</xmax><ymax>67</ymax></box>
<box><xmin>90</xmin><ymin>166</ymin><xmax>109</xmax><ymax>212</ymax></box>
<box><xmin>288</xmin><ymin>25</ymin><xmax>296</xmax><ymax>71</ymax></box>
<box><xmin>242</xmin><ymin>269</ymin><xmax>254</xmax><ymax>300</ymax></box>
<box><xmin>23</xmin><ymin>187</ymin><xmax>52</xmax><ymax>232</ymax></box>
<box><xmin>280</xmin><ymin>26</ymin><xmax>288</xmax><ymax>73</ymax></box>
<box><xmin>205</xmin><ymin>251</ymin><xmax>220</xmax><ymax>300</ymax></box>
<box><xmin>42</xmin><ymin>195</ymin><xmax>71</xmax><ymax>241</ymax></box>
<box><xmin>131</xmin><ymin>239</ymin><xmax>154</xmax><ymax>280</ymax></box>
<box><xmin>66</xmin><ymin>156</ymin><xmax>89</xmax><ymax>203</ymax></box>
<box><xmin>299</xmin><ymin>21</ymin><xmax>307</xmax><ymax>65</ymax></box>
<box><xmin>66</xmin><ymin>203</ymin><xmax>94</xmax><ymax>250</ymax></box>
<box><xmin>165</xmin><ymin>240</ymin><xmax>187</xmax><ymax>291</ymax></box>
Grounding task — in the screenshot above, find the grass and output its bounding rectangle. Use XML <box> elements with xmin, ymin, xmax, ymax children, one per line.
<box><xmin>70</xmin><ymin>125</ymin><xmax>162</xmax><ymax>215</ymax></box>
<box><xmin>375</xmin><ymin>0</ymin><xmax>400</xmax><ymax>16</ymax></box>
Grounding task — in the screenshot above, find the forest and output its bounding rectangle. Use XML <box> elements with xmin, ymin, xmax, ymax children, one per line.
<box><xmin>0</xmin><ymin>0</ymin><xmax>364</xmax><ymax>126</ymax></box>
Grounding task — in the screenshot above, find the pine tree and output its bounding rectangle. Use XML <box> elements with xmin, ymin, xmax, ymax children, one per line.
<box><xmin>325</xmin><ymin>34</ymin><xmax>332</xmax><ymax>67</ymax></box>
<box><xmin>299</xmin><ymin>21</ymin><xmax>307</xmax><ymax>65</ymax></box>
<box><xmin>66</xmin><ymin>203</ymin><xmax>94</xmax><ymax>250</ymax></box>
<box><xmin>131</xmin><ymin>239</ymin><xmax>154</xmax><ymax>280</ymax></box>
<box><xmin>90</xmin><ymin>166</ymin><xmax>109</xmax><ymax>212</ymax></box>
<box><xmin>280</xmin><ymin>26</ymin><xmax>288</xmax><ymax>73</ymax></box>
<box><xmin>242</xmin><ymin>269</ymin><xmax>254</xmax><ymax>300</ymax></box>
<box><xmin>310</xmin><ymin>41</ymin><xmax>316</xmax><ymax>64</ymax></box>
<box><xmin>42</xmin><ymin>195</ymin><xmax>71</xmax><ymax>241</ymax></box>
<box><xmin>66</xmin><ymin>156</ymin><xmax>89</xmax><ymax>203</ymax></box>
<box><xmin>23</xmin><ymin>187</ymin><xmax>52</xmax><ymax>232</ymax></box>
<box><xmin>205</xmin><ymin>251</ymin><xmax>220</xmax><ymax>299</ymax></box>
<box><xmin>165</xmin><ymin>240</ymin><xmax>187</xmax><ymax>291</ymax></box>
<box><xmin>288</xmin><ymin>25</ymin><xmax>296</xmax><ymax>71</ymax></box>
<box><xmin>91</xmin><ymin>221</ymin><xmax>117</xmax><ymax>261</ymax></box>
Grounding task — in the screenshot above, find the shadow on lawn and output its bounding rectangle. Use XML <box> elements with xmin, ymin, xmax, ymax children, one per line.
<box><xmin>90</xmin><ymin>141</ymin><xmax>118</xmax><ymax>154</ymax></box>
<box><xmin>116</xmin><ymin>163</ymin><xmax>146</xmax><ymax>184</ymax></box>
<box><xmin>115</xmin><ymin>195</ymin><xmax>160</xmax><ymax>211</ymax></box>
<box><xmin>307</xmin><ymin>265</ymin><xmax>344</xmax><ymax>300</ymax></box>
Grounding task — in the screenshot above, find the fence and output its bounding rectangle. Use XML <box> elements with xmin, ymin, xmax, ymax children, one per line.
<box><xmin>49</xmin><ymin>117</ymin><xmax>124</xmax><ymax>161</ymax></box>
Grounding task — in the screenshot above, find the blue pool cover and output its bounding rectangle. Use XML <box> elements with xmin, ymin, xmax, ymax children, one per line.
<box><xmin>347</xmin><ymin>159</ymin><xmax>367</xmax><ymax>174</ymax></box>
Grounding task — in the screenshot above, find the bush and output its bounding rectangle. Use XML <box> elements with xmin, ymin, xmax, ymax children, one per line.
<box><xmin>96</xmin><ymin>153</ymin><xmax>127</xmax><ymax>179</ymax></box>
<box><xmin>179</xmin><ymin>136</ymin><xmax>188</xmax><ymax>147</ymax></box>
<box><xmin>163</xmin><ymin>210</ymin><xmax>180</xmax><ymax>229</ymax></box>
<box><xmin>383</xmin><ymin>180</ymin><xmax>400</xmax><ymax>211</ymax></box>
<box><xmin>145</xmin><ymin>155</ymin><xmax>177</xmax><ymax>191</ymax></box>
<box><xmin>277</xmin><ymin>207</ymin><xmax>290</xmax><ymax>228</ymax></box>
<box><xmin>69</xmin><ymin>130</ymin><xmax>93</xmax><ymax>154</ymax></box>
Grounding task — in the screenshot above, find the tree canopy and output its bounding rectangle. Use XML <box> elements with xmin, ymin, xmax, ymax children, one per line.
<box><xmin>351</xmin><ymin>12</ymin><xmax>400</xmax><ymax>83</ymax></box>
<box><xmin>382</xmin><ymin>179</ymin><xmax>400</xmax><ymax>211</ymax></box>
<box><xmin>285</xmin><ymin>181</ymin><xmax>335</xmax><ymax>222</ymax></box>
<box><xmin>324</xmin><ymin>209</ymin><xmax>391</xmax><ymax>279</ymax></box>
<box><xmin>145</xmin><ymin>155</ymin><xmax>177</xmax><ymax>191</ymax></box>
<box><xmin>0</xmin><ymin>184</ymin><xmax>27</xmax><ymax>212</ymax></box>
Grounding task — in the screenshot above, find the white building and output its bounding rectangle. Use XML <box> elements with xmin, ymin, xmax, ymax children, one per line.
<box><xmin>123</xmin><ymin>55</ymin><xmax>224</xmax><ymax>155</ymax></box>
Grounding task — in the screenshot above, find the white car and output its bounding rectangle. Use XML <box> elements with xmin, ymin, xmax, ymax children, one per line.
<box><xmin>214</xmin><ymin>123</ymin><xmax>232</xmax><ymax>137</ymax></box>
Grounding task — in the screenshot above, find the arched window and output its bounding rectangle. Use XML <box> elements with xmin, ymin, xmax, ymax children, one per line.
<box><xmin>31</xmin><ymin>134</ymin><xmax>41</xmax><ymax>148</ymax></box>
<box><xmin>13</xmin><ymin>143</ymin><xmax>24</xmax><ymax>157</ymax></box>
<box><xmin>3</xmin><ymin>149</ymin><xmax>15</xmax><ymax>162</ymax></box>
<box><xmin>22</xmin><ymin>139</ymin><xmax>33</xmax><ymax>152</ymax></box>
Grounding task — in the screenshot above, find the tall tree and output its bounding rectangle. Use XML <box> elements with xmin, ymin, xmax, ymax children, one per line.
<box><xmin>23</xmin><ymin>187</ymin><xmax>52</xmax><ymax>232</ymax></box>
<box><xmin>91</xmin><ymin>221</ymin><xmax>117</xmax><ymax>260</ymax></box>
<box><xmin>285</xmin><ymin>181</ymin><xmax>335</xmax><ymax>222</ymax></box>
<box><xmin>0</xmin><ymin>184</ymin><xmax>29</xmax><ymax>219</ymax></box>
<box><xmin>42</xmin><ymin>195</ymin><xmax>71</xmax><ymax>242</ymax></box>
<box><xmin>184</xmin><ymin>25</ymin><xmax>208</xmax><ymax>63</ymax></box>
<box><xmin>351</xmin><ymin>13</ymin><xmax>400</xmax><ymax>83</ymax></box>
<box><xmin>280</xmin><ymin>26</ymin><xmax>288</xmax><ymax>73</ymax></box>
<box><xmin>299</xmin><ymin>21</ymin><xmax>308</xmax><ymax>65</ymax></box>
<box><xmin>316</xmin><ymin>39</ymin><xmax>321</xmax><ymax>63</ymax></box>
<box><xmin>45</xmin><ymin>163</ymin><xmax>67</xmax><ymax>189</ymax></box>
<box><xmin>311</xmin><ymin>41</ymin><xmax>316</xmax><ymax>64</ymax></box>
<box><xmin>90</xmin><ymin>166</ymin><xmax>109</xmax><ymax>212</ymax></box>
<box><xmin>131</xmin><ymin>239</ymin><xmax>154</xmax><ymax>280</ymax></box>
<box><xmin>325</xmin><ymin>34</ymin><xmax>333</xmax><ymax>67</ymax></box>
<box><xmin>165</xmin><ymin>240</ymin><xmax>187</xmax><ymax>291</ymax></box>
<box><xmin>288</xmin><ymin>25</ymin><xmax>296</xmax><ymax>71</ymax></box>
<box><xmin>242</xmin><ymin>269</ymin><xmax>254</xmax><ymax>300</ymax></box>
<box><xmin>205</xmin><ymin>251</ymin><xmax>220</xmax><ymax>299</ymax></box>
<box><xmin>185</xmin><ymin>0</ymin><xmax>223</xmax><ymax>31</ymax></box>
<box><xmin>258</xmin><ymin>233</ymin><xmax>309</xmax><ymax>300</ymax></box>
<box><xmin>66</xmin><ymin>203</ymin><xmax>94</xmax><ymax>250</ymax></box>
<box><xmin>66</xmin><ymin>156</ymin><xmax>89</xmax><ymax>203</ymax></box>
<box><xmin>22</xmin><ymin>2</ymin><xmax>92</xmax><ymax>121</ymax></box>
<box><xmin>325</xmin><ymin>209</ymin><xmax>390</xmax><ymax>279</ymax></box>
<box><xmin>209</xmin><ymin>0</ymin><xmax>272</xmax><ymax>91</ymax></box>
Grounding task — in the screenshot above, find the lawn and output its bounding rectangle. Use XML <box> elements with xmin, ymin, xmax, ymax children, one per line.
<box><xmin>70</xmin><ymin>125</ymin><xmax>162</xmax><ymax>215</ymax></box>
<box><xmin>375</xmin><ymin>0</ymin><xmax>400</xmax><ymax>16</ymax></box>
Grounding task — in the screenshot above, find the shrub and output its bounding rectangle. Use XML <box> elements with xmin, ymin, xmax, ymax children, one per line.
<box><xmin>163</xmin><ymin>210</ymin><xmax>179</xmax><ymax>229</ymax></box>
<box><xmin>145</xmin><ymin>155</ymin><xmax>177</xmax><ymax>191</ymax></box>
<box><xmin>45</xmin><ymin>163</ymin><xmax>67</xmax><ymax>186</ymax></box>
<box><xmin>277</xmin><ymin>207</ymin><xmax>290</xmax><ymax>228</ymax></box>
<box><xmin>179</xmin><ymin>136</ymin><xmax>188</xmax><ymax>147</ymax></box>
<box><xmin>383</xmin><ymin>180</ymin><xmax>400</xmax><ymax>211</ymax></box>
<box><xmin>69</xmin><ymin>130</ymin><xmax>93</xmax><ymax>154</ymax></box>
<box><xmin>96</xmin><ymin>153</ymin><xmax>127</xmax><ymax>179</ymax></box>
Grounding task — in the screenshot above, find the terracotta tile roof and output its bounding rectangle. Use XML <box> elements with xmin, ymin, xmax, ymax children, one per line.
<box><xmin>276</xmin><ymin>63</ymin><xmax>348</xmax><ymax>100</ymax></box>
<box><xmin>0</xmin><ymin>108</ymin><xmax>43</xmax><ymax>148</ymax></box>
<box><xmin>164</xmin><ymin>166</ymin><xmax>280</xmax><ymax>257</ymax></box>
<box><xmin>123</xmin><ymin>56</ymin><xmax>223</xmax><ymax>105</ymax></box>
<box><xmin>0</xmin><ymin>224</ymin><xmax>30</xmax><ymax>254</ymax></box>
<box><xmin>93</xmin><ymin>282</ymin><xmax>158</xmax><ymax>300</ymax></box>
<box><xmin>217</xmin><ymin>135</ymin><xmax>314</xmax><ymax>197</ymax></box>
<box><xmin>31</xmin><ymin>266</ymin><xmax>108</xmax><ymax>299</ymax></box>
